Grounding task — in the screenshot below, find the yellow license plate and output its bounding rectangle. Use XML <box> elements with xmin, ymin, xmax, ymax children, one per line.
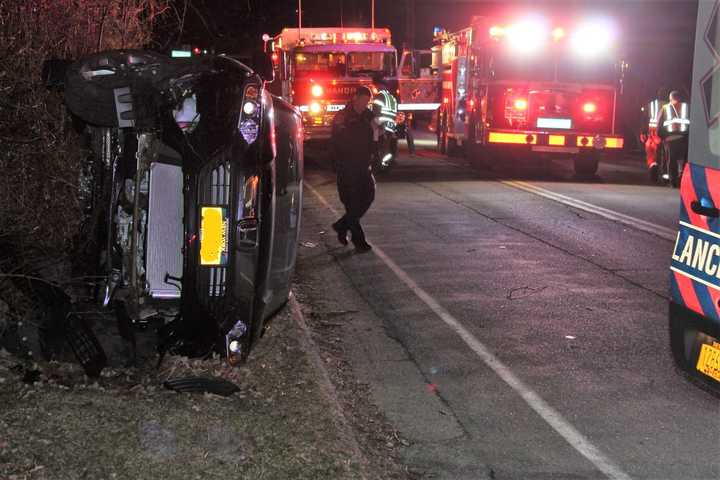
<box><xmin>696</xmin><ymin>342</ymin><xmax>720</xmax><ymax>382</ymax></box>
<box><xmin>200</xmin><ymin>207</ymin><xmax>228</xmax><ymax>266</ymax></box>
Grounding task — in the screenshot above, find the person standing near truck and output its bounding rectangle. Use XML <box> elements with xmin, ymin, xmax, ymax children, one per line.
<box><xmin>330</xmin><ymin>86</ymin><xmax>375</xmax><ymax>253</ymax></box>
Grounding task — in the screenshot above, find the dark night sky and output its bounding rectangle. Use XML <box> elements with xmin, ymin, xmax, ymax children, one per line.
<box><xmin>173</xmin><ymin>0</ymin><xmax>699</xmax><ymax>104</ymax></box>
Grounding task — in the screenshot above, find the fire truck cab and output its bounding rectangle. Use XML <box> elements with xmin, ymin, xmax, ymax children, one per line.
<box><xmin>265</xmin><ymin>27</ymin><xmax>397</xmax><ymax>142</ymax></box>
<box><xmin>397</xmin><ymin>49</ymin><xmax>442</xmax><ymax>119</ymax></box>
<box><xmin>434</xmin><ymin>16</ymin><xmax>626</xmax><ymax>175</ymax></box>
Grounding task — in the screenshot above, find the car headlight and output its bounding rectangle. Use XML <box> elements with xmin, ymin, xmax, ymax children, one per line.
<box><xmin>239</xmin><ymin>84</ymin><xmax>262</xmax><ymax>144</ymax></box>
<box><xmin>243</xmin><ymin>101</ymin><xmax>257</xmax><ymax>115</ymax></box>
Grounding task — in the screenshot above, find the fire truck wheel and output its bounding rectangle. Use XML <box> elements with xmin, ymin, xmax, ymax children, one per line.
<box><xmin>466</xmin><ymin>145</ymin><xmax>488</xmax><ymax>169</ymax></box>
<box><xmin>447</xmin><ymin>138</ymin><xmax>461</xmax><ymax>157</ymax></box>
<box><xmin>573</xmin><ymin>153</ymin><xmax>599</xmax><ymax>177</ymax></box>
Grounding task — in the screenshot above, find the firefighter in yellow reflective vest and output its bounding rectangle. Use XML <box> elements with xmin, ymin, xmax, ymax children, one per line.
<box><xmin>655</xmin><ymin>90</ymin><xmax>690</xmax><ymax>186</ymax></box>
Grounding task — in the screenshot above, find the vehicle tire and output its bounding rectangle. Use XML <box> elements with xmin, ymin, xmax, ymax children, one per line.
<box><xmin>447</xmin><ymin>137</ymin><xmax>459</xmax><ymax>157</ymax></box>
<box><xmin>574</xmin><ymin>153</ymin><xmax>599</xmax><ymax>177</ymax></box>
<box><xmin>669</xmin><ymin>306</ymin><xmax>720</xmax><ymax>395</ymax></box>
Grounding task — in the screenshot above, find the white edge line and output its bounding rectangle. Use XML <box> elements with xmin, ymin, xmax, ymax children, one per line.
<box><xmin>502</xmin><ymin>180</ymin><xmax>676</xmax><ymax>242</ymax></box>
<box><xmin>303</xmin><ymin>180</ymin><xmax>633</xmax><ymax>480</ymax></box>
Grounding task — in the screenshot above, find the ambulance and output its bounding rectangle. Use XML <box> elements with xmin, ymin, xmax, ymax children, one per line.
<box><xmin>669</xmin><ymin>0</ymin><xmax>720</xmax><ymax>391</ymax></box>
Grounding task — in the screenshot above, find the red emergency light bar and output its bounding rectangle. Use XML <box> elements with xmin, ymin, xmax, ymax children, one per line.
<box><xmin>272</xmin><ymin>27</ymin><xmax>392</xmax><ymax>50</ymax></box>
<box><xmin>487</xmin><ymin>17</ymin><xmax>615</xmax><ymax>56</ymax></box>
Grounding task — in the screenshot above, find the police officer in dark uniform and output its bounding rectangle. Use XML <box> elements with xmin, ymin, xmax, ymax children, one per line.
<box><xmin>331</xmin><ymin>86</ymin><xmax>375</xmax><ymax>253</ymax></box>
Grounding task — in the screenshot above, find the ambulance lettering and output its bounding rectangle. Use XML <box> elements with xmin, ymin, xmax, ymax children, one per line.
<box><xmin>671</xmin><ymin>222</ymin><xmax>720</xmax><ymax>290</ymax></box>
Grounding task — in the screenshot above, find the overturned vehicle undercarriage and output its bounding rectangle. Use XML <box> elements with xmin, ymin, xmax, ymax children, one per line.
<box><xmin>37</xmin><ymin>50</ymin><xmax>303</xmax><ymax>376</ymax></box>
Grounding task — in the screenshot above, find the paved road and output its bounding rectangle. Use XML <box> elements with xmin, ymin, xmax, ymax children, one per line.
<box><xmin>300</xmin><ymin>140</ymin><xmax>719</xmax><ymax>480</ymax></box>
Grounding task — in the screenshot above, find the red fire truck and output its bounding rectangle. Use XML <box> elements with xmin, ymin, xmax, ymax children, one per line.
<box><xmin>265</xmin><ymin>27</ymin><xmax>397</xmax><ymax>141</ymax></box>
<box><xmin>433</xmin><ymin>16</ymin><xmax>626</xmax><ymax>175</ymax></box>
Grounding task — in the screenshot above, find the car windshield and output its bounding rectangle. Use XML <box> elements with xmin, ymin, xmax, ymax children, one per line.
<box><xmin>293</xmin><ymin>50</ymin><xmax>395</xmax><ymax>77</ymax></box>
<box><xmin>347</xmin><ymin>51</ymin><xmax>396</xmax><ymax>77</ymax></box>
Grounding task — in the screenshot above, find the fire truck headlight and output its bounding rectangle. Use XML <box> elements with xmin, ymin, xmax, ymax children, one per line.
<box><xmin>309</xmin><ymin>102</ymin><xmax>322</xmax><ymax>114</ymax></box>
<box><xmin>571</xmin><ymin>21</ymin><xmax>614</xmax><ymax>57</ymax></box>
<box><xmin>507</xmin><ymin>19</ymin><xmax>548</xmax><ymax>53</ymax></box>
<box><xmin>311</xmin><ymin>84</ymin><xmax>323</xmax><ymax>97</ymax></box>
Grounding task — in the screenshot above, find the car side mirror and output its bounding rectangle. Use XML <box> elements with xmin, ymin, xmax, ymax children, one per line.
<box><xmin>252</xmin><ymin>51</ymin><xmax>274</xmax><ymax>83</ymax></box>
<box><xmin>41</xmin><ymin>58</ymin><xmax>70</xmax><ymax>88</ymax></box>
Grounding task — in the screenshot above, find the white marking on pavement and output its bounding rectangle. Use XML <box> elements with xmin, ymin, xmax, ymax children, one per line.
<box><xmin>304</xmin><ymin>180</ymin><xmax>633</xmax><ymax>480</ymax></box>
<box><xmin>502</xmin><ymin>180</ymin><xmax>676</xmax><ymax>242</ymax></box>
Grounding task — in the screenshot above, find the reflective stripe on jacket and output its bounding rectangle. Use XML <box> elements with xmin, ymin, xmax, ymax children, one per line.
<box><xmin>662</xmin><ymin>102</ymin><xmax>690</xmax><ymax>134</ymax></box>
<box><xmin>373</xmin><ymin>89</ymin><xmax>398</xmax><ymax>132</ymax></box>
<box><xmin>648</xmin><ymin>99</ymin><xmax>662</xmax><ymax>129</ymax></box>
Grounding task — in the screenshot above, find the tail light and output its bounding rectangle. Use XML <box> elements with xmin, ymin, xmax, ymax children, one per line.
<box><xmin>504</xmin><ymin>93</ymin><xmax>529</xmax><ymax>127</ymax></box>
<box><xmin>513</xmin><ymin>98</ymin><xmax>528</xmax><ymax>110</ymax></box>
<box><xmin>579</xmin><ymin>98</ymin><xmax>604</xmax><ymax>121</ymax></box>
<box><xmin>582</xmin><ymin>102</ymin><xmax>597</xmax><ymax>113</ymax></box>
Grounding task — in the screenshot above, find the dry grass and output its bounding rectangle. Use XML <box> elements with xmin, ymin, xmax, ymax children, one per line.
<box><xmin>0</xmin><ymin>307</ymin><xmax>366</xmax><ymax>480</ymax></box>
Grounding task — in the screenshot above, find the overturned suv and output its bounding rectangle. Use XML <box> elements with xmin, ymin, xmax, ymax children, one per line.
<box><xmin>55</xmin><ymin>50</ymin><xmax>303</xmax><ymax>374</ymax></box>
